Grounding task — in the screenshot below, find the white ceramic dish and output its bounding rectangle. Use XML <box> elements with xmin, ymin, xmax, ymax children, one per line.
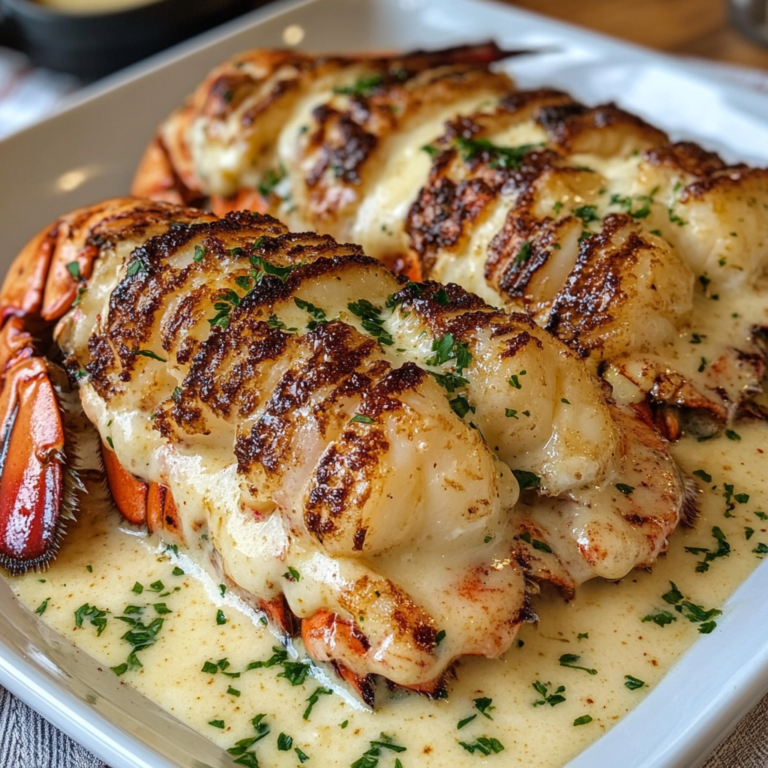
<box><xmin>1</xmin><ymin>1</ymin><xmax>768</xmax><ymax>766</ymax></box>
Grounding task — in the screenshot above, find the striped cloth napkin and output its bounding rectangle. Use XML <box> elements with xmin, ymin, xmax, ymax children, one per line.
<box><xmin>1</xmin><ymin>43</ymin><xmax>768</xmax><ymax>768</ymax></box>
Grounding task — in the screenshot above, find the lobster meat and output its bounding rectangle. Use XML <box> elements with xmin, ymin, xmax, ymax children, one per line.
<box><xmin>132</xmin><ymin>44</ymin><xmax>768</xmax><ymax>433</ymax></box>
<box><xmin>0</xmin><ymin>198</ymin><xmax>691</xmax><ymax>701</ymax></box>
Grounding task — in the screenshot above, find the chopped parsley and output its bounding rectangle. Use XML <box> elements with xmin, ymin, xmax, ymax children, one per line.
<box><xmin>294</xmin><ymin>297</ymin><xmax>328</xmax><ymax>330</ymax></box>
<box><xmin>131</xmin><ymin>582</ymin><xmax>144</xmax><ymax>594</ymax></box>
<box><xmin>193</xmin><ymin>245</ymin><xmax>206</xmax><ymax>263</ymax></box>
<box><xmin>209</xmin><ymin>720</ymin><xmax>225</xmax><ymax>729</ymax></box>
<box><xmin>609</xmin><ymin>189</ymin><xmax>657</xmax><ymax>219</ymax></box>
<box><xmin>454</xmin><ymin>136</ymin><xmax>541</xmax><ymax>170</ymax></box>
<box><xmin>133</xmin><ymin>349</ymin><xmax>167</xmax><ymax>363</ymax></box>
<box><xmin>422</xmin><ymin>143</ymin><xmax>440</xmax><ymax>158</ymax></box>
<box><xmin>66</xmin><ymin>261</ymin><xmax>81</xmax><ymax>280</ymax></box>
<box><xmin>559</xmin><ymin>654</ymin><xmax>597</xmax><ymax>675</ymax></box>
<box><xmin>226</xmin><ymin>713</ymin><xmax>270</xmax><ymax>766</ymax></box>
<box><xmin>333</xmin><ymin>75</ymin><xmax>383</xmax><ymax>96</ymax></box>
<box><xmin>690</xmin><ymin>333</ymin><xmax>706</xmax><ymax>344</ymax></box>
<box><xmin>754</xmin><ymin>543</ymin><xmax>768</xmax><ymax>555</ymax></box>
<box><xmin>457</xmin><ymin>736</ymin><xmax>505</xmax><ymax>755</ymax></box>
<box><xmin>474</xmin><ymin>697</ymin><xmax>494</xmax><ymax>719</ymax></box>
<box><xmin>348</xmin><ymin>299</ymin><xmax>394</xmax><ymax>346</ymax></box>
<box><xmin>508</xmin><ymin>369</ymin><xmax>527</xmax><ymax>389</ymax></box>
<box><xmin>277</xmin><ymin>733</ymin><xmax>293</xmax><ymax>751</ymax></box>
<box><xmin>227</xmin><ymin>686</ymin><xmax>241</xmax><ymax>697</ymax></box>
<box><xmin>615</xmin><ymin>483</ymin><xmax>634</xmax><ymax>495</ymax></box>
<box><xmin>624</xmin><ymin>675</ymin><xmax>645</xmax><ymax>690</ymax></box>
<box><xmin>573</xmin><ymin>205</ymin><xmax>600</xmax><ymax>224</ymax></box>
<box><xmin>278</xmin><ymin>660</ymin><xmax>312</xmax><ymax>687</ymax></box>
<box><xmin>34</xmin><ymin>598</ymin><xmax>51</xmax><ymax>616</ymax></box>
<box><xmin>216</xmin><ymin>609</ymin><xmax>227</xmax><ymax>625</ymax></box>
<box><xmin>433</xmin><ymin>288</ymin><xmax>450</xmax><ymax>305</ymax></box>
<box><xmin>698</xmin><ymin>357</ymin><xmax>708</xmax><ymax>372</ymax></box>
<box><xmin>74</xmin><ymin>603</ymin><xmax>108</xmax><ymax>637</ymax></box>
<box><xmin>519</xmin><ymin>531</ymin><xmax>551</xmax><ymax>552</ymax></box>
<box><xmin>514</xmin><ymin>241</ymin><xmax>532</xmax><ymax>266</ymax></box>
<box><xmin>350</xmin><ymin>414</ymin><xmax>375</xmax><ymax>424</ymax></box>
<box><xmin>126</xmin><ymin>258</ymin><xmax>148</xmax><ymax>277</ymax></box>
<box><xmin>435</xmin><ymin>629</ymin><xmax>447</xmax><ymax>645</ymax></box>
<box><xmin>684</xmin><ymin>526</ymin><xmax>730</xmax><ymax>572</ymax></box>
<box><xmin>725</xmin><ymin>429</ymin><xmax>741</xmax><ymax>442</ymax></box>
<box><xmin>457</xmin><ymin>714</ymin><xmax>477</xmax><ymax>729</ymax></box>
<box><xmin>283</xmin><ymin>566</ymin><xmax>301</xmax><ymax>582</ymax></box>
<box><xmin>505</xmin><ymin>408</ymin><xmax>518</xmax><ymax>418</ymax></box>
<box><xmin>512</xmin><ymin>469</ymin><xmax>541</xmax><ymax>490</ymax></box>
<box><xmin>533</xmin><ymin>680</ymin><xmax>566</xmax><ymax>707</ymax></box>
<box><xmin>573</xmin><ymin>715</ymin><xmax>593</xmax><ymax>726</ymax></box>
<box><xmin>427</xmin><ymin>333</ymin><xmax>472</xmax><ymax>370</ymax></box>
<box><xmin>110</xmin><ymin>606</ymin><xmax>166</xmax><ymax>676</ymax></box>
<box><xmin>746</xmin><ymin>527</ymin><xmax>755</xmax><ymax>540</ymax></box>
<box><xmin>303</xmin><ymin>686</ymin><xmax>332</xmax><ymax>720</ymax></box>
<box><xmin>257</xmin><ymin>165</ymin><xmax>286</xmax><ymax>199</ymax></box>
<box><xmin>208</xmin><ymin>288</ymin><xmax>241</xmax><ymax>330</ymax></box>
<box><xmin>350</xmin><ymin>732</ymin><xmax>406</xmax><ymax>768</ymax></box>
<box><xmin>449</xmin><ymin>394</ymin><xmax>473</xmax><ymax>419</ymax></box>
<box><xmin>668</xmin><ymin>207</ymin><xmax>687</xmax><ymax>226</ymax></box>
<box><xmin>641</xmin><ymin>610</ymin><xmax>677</xmax><ymax>627</ymax></box>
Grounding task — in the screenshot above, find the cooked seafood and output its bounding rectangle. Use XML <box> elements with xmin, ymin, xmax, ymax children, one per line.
<box><xmin>0</xmin><ymin>198</ymin><xmax>688</xmax><ymax>699</ymax></box>
<box><xmin>133</xmin><ymin>46</ymin><xmax>768</xmax><ymax>431</ymax></box>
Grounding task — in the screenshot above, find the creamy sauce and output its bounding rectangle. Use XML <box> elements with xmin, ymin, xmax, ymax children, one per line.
<box><xmin>9</xmin><ymin>411</ymin><xmax>768</xmax><ymax>765</ymax></box>
<box><xmin>32</xmin><ymin>0</ymin><xmax>159</xmax><ymax>13</ymax></box>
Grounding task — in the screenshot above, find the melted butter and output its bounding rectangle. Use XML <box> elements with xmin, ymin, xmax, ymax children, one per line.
<box><xmin>10</xmin><ymin>409</ymin><xmax>768</xmax><ymax>766</ymax></box>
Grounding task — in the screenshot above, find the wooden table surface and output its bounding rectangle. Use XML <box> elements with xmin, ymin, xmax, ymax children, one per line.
<box><xmin>501</xmin><ymin>0</ymin><xmax>768</xmax><ymax>70</ymax></box>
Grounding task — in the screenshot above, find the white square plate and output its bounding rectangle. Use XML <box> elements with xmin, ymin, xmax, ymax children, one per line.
<box><xmin>1</xmin><ymin>1</ymin><xmax>768</xmax><ymax>767</ymax></box>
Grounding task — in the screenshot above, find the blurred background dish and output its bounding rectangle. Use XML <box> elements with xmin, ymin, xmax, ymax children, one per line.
<box><xmin>0</xmin><ymin>0</ymin><xmax>257</xmax><ymax>79</ymax></box>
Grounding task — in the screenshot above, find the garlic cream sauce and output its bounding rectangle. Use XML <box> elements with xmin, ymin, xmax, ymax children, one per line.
<box><xmin>9</xmin><ymin>286</ymin><xmax>768</xmax><ymax>767</ymax></box>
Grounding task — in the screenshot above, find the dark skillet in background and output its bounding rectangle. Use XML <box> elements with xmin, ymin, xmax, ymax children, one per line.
<box><xmin>0</xmin><ymin>0</ymin><xmax>259</xmax><ymax>80</ymax></box>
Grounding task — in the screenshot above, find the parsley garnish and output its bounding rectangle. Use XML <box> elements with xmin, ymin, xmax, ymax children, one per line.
<box><xmin>668</xmin><ymin>207</ymin><xmax>687</xmax><ymax>226</ymax></box>
<box><xmin>277</xmin><ymin>733</ymin><xmax>293</xmax><ymax>751</ymax></box>
<box><xmin>754</xmin><ymin>543</ymin><xmax>768</xmax><ymax>555</ymax></box>
<box><xmin>193</xmin><ymin>245</ymin><xmax>206</xmax><ymax>263</ymax></box>
<box><xmin>573</xmin><ymin>205</ymin><xmax>599</xmax><ymax>224</ymax></box>
<box><xmin>508</xmin><ymin>369</ymin><xmax>527</xmax><ymax>389</ymax></box>
<box><xmin>278</xmin><ymin>660</ymin><xmax>312</xmax><ymax>686</ymax></box>
<box><xmin>348</xmin><ymin>299</ymin><xmax>394</xmax><ymax>346</ymax></box>
<box><xmin>505</xmin><ymin>408</ymin><xmax>518</xmax><ymax>418</ymax></box>
<box><xmin>457</xmin><ymin>715</ymin><xmax>476</xmax><ymax>729</ymax></box>
<box><xmin>449</xmin><ymin>395</ymin><xmax>472</xmax><ymax>418</ymax></box>
<box><xmin>216</xmin><ymin>609</ymin><xmax>227</xmax><ymax>625</ymax></box>
<box><xmin>454</xmin><ymin>136</ymin><xmax>541</xmax><ymax>169</ymax></box>
<box><xmin>514</xmin><ymin>241</ymin><xmax>532</xmax><ymax>265</ymax></box>
<box><xmin>512</xmin><ymin>469</ymin><xmax>541</xmax><ymax>490</ymax></box>
<box><xmin>559</xmin><ymin>653</ymin><xmax>597</xmax><ymax>675</ymax></box>
<box><xmin>209</xmin><ymin>719</ymin><xmax>225</xmax><ymax>729</ymax></box>
<box><xmin>283</xmin><ymin>566</ymin><xmax>301</xmax><ymax>582</ymax></box>
<box><xmin>725</xmin><ymin>429</ymin><xmax>741</xmax><ymax>442</ymax></box>
<box><xmin>303</xmin><ymin>686</ymin><xmax>332</xmax><ymax>720</ymax></box>
<box><xmin>427</xmin><ymin>333</ymin><xmax>472</xmax><ymax>371</ymax></box>
<box><xmin>616</xmin><ymin>483</ymin><xmax>634</xmax><ymax>495</ymax></box>
<box><xmin>66</xmin><ymin>261</ymin><xmax>81</xmax><ymax>280</ymax></box>
<box><xmin>227</xmin><ymin>714</ymin><xmax>270</xmax><ymax>766</ymax></box>
<box><xmin>474</xmin><ymin>697</ymin><xmax>494</xmax><ymax>719</ymax></box>
<box><xmin>642</xmin><ymin>610</ymin><xmax>677</xmax><ymax>627</ymax></box>
<box><xmin>624</xmin><ymin>675</ymin><xmax>645</xmax><ymax>690</ymax></box>
<box><xmin>519</xmin><ymin>531</ymin><xmax>551</xmax><ymax>552</ymax></box>
<box><xmin>134</xmin><ymin>349</ymin><xmax>167</xmax><ymax>363</ymax></box>
<box><xmin>74</xmin><ymin>603</ymin><xmax>108</xmax><ymax>636</ymax></box>
<box><xmin>350</xmin><ymin>733</ymin><xmax>406</xmax><ymax>768</ymax></box>
<box><xmin>533</xmin><ymin>680</ymin><xmax>566</xmax><ymax>707</ymax></box>
<box><xmin>436</xmin><ymin>629</ymin><xmax>446</xmax><ymax>645</ymax></box>
<box><xmin>333</xmin><ymin>75</ymin><xmax>383</xmax><ymax>96</ymax></box>
<box><xmin>422</xmin><ymin>143</ymin><xmax>440</xmax><ymax>158</ymax></box>
<box><xmin>350</xmin><ymin>414</ymin><xmax>375</xmax><ymax>424</ymax></box>
<box><xmin>458</xmin><ymin>736</ymin><xmax>505</xmax><ymax>755</ymax></box>
<box><xmin>690</xmin><ymin>333</ymin><xmax>706</xmax><ymax>344</ymax></box>
<box><xmin>294</xmin><ymin>297</ymin><xmax>328</xmax><ymax>330</ymax></box>
<box><xmin>433</xmin><ymin>288</ymin><xmax>450</xmax><ymax>305</ymax></box>
<box><xmin>34</xmin><ymin>597</ymin><xmax>51</xmax><ymax>615</ymax></box>
<box><xmin>110</xmin><ymin>606</ymin><xmax>165</xmax><ymax>676</ymax></box>
<box><xmin>428</xmin><ymin>370</ymin><xmax>469</xmax><ymax>393</ymax></box>
<box><xmin>685</xmin><ymin>526</ymin><xmax>730</xmax><ymax>572</ymax></box>
<box><xmin>257</xmin><ymin>166</ymin><xmax>286</xmax><ymax>199</ymax></box>
<box><xmin>573</xmin><ymin>715</ymin><xmax>593</xmax><ymax>726</ymax></box>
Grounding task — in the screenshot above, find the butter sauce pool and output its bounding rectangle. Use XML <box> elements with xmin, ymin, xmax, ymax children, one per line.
<box><xmin>8</xmin><ymin>287</ymin><xmax>768</xmax><ymax>767</ymax></box>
